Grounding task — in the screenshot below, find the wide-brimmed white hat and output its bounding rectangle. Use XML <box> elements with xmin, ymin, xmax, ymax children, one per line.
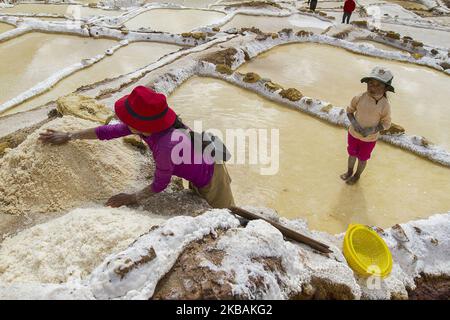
<box><xmin>361</xmin><ymin>66</ymin><xmax>395</xmax><ymax>93</ymax></box>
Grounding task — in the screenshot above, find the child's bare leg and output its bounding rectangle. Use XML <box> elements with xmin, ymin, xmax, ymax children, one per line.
<box><xmin>346</xmin><ymin>160</ymin><xmax>367</xmax><ymax>185</ymax></box>
<box><xmin>340</xmin><ymin>156</ymin><xmax>356</xmax><ymax>180</ymax></box>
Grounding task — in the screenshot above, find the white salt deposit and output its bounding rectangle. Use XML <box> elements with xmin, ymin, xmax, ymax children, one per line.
<box><xmin>89</xmin><ymin>209</ymin><xmax>241</xmax><ymax>299</ymax></box>
<box><xmin>0</xmin><ymin>207</ymin><xmax>166</xmax><ymax>284</ymax></box>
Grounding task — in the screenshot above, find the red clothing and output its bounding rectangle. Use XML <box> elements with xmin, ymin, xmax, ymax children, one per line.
<box><xmin>344</xmin><ymin>0</ymin><xmax>356</xmax><ymax>13</ymax></box>
<box><xmin>347</xmin><ymin>132</ymin><xmax>377</xmax><ymax>161</ymax></box>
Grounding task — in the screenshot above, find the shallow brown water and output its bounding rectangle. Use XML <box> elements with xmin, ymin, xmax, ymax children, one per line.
<box><xmin>223</xmin><ymin>13</ymin><xmax>332</xmax><ymax>33</ymax></box>
<box><xmin>2</xmin><ymin>42</ymin><xmax>181</xmax><ymax>116</ymax></box>
<box><xmin>0</xmin><ymin>22</ymin><xmax>14</xmax><ymax>34</ymax></box>
<box><xmin>168</xmin><ymin>77</ymin><xmax>450</xmax><ymax>234</ymax></box>
<box><xmin>125</xmin><ymin>8</ymin><xmax>225</xmax><ymax>33</ymax></box>
<box><xmin>0</xmin><ymin>4</ymin><xmax>122</xmax><ymax>18</ymax></box>
<box><xmin>238</xmin><ymin>43</ymin><xmax>450</xmax><ymax>150</ymax></box>
<box><xmin>0</xmin><ymin>33</ymin><xmax>115</xmax><ymax>108</ymax></box>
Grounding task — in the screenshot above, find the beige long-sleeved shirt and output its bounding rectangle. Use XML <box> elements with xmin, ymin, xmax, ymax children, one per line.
<box><xmin>346</xmin><ymin>92</ymin><xmax>392</xmax><ymax>142</ymax></box>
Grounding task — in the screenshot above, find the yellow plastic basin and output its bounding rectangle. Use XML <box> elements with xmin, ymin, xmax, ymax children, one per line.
<box><xmin>343</xmin><ymin>224</ymin><xmax>393</xmax><ymax>278</ymax></box>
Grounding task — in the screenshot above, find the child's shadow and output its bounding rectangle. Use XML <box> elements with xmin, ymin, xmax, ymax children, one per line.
<box><xmin>330</xmin><ymin>183</ymin><xmax>371</xmax><ymax>232</ymax></box>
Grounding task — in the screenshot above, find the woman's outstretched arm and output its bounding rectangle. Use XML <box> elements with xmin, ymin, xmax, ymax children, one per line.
<box><xmin>38</xmin><ymin>123</ymin><xmax>132</xmax><ymax>145</ymax></box>
<box><xmin>70</xmin><ymin>128</ymin><xmax>98</xmax><ymax>140</ymax></box>
<box><xmin>38</xmin><ymin>128</ymin><xmax>98</xmax><ymax>145</ymax></box>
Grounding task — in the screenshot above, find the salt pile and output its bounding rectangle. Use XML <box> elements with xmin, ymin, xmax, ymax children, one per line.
<box><xmin>0</xmin><ymin>207</ymin><xmax>166</xmax><ymax>283</ymax></box>
<box><xmin>0</xmin><ymin>116</ymin><xmax>150</xmax><ymax>215</ymax></box>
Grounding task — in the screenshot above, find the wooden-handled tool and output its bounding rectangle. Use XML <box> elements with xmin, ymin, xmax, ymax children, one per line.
<box><xmin>229</xmin><ymin>206</ymin><xmax>333</xmax><ymax>254</ymax></box>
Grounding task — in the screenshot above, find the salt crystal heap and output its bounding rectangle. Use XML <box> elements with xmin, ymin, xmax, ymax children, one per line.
<box><xmin>0</xmin><ymin>116</ymin><xmax>150</xmax><ymax>215</ymax></box>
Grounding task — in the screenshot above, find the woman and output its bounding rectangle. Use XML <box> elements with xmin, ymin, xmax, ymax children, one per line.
<box><xmin>340</xmin><ymin>66</ymin><xmax>393</xmax><ymax>185</ymax></box>
<box><xmin>39</xmin><ymin>86</ymin><xmax>235</xmax><ymax>209</ymax></box>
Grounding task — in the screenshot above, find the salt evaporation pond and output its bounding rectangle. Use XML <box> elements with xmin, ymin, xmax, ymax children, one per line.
<box><xmin>315</xmin><ymin>1</ymin><xmax>344</xmax><ymax>9</ymax></box>
<box><xmin>429</xmin><ymin>16</ymin><xmax>450</xmax><ymax>27</ymax></box>
<box><xmin>386</xmin><ymin>0</ymin><xmax>429</xmax><ymax>10</ymax></box>
<box><xmin>381</xmin><ymin>23</ymin><xmax>450</xmax><ymax>48</ymax></box>
<box><xmin>223</xmin><ymin>13</ymin><xmax>332</xmax><ymax>33</ymax></box>
<box><xmin>168</xmin><ymin>77</ymin><xmax>450</xmax><ymax>234</ymax></box>
<box><xmin>0</xmin><ymin>3</ymin><xmax>122</xmax><ymax>18</ymax></box>
<box><xmin>238</xmin><ymin>43</ymin><xmax>450</xmax><ymax>150</ymax></box>
<box><xmin>145</xmin><ymin>0</ymin><xmax>218</xmax><ymax>7</ymax></box>
<box><xmin>124</xmin><ymin>9</ymin><xmax>225</xmax><ymax>33</ymax></box>
<box><xmin>2</xmin><ymin>42</ymin><xmax>181</xmax><ymax>116</ymax></box>
<box><xmin>0</xmin><ymin>22</ymin><xmax>13</xmax><ymax>34</ymax></box>
<box><xmin>357</xmin><ymin>0</ymin><xmax>393</xmax><ymax>5</ymax></box>
<box><xmin>353</xmin><ymin>39</ymin><xmax>411</xmax><ymax>54</ymax></box>
<box><xmin>0</xmin><ymin>33</ymin><xmax>115</xmax><ymax>107</ymax></box>
<box><xmin>0</xmin><ymin>4</ymin><xmax>71</xmax><ymax>15</ymax></box>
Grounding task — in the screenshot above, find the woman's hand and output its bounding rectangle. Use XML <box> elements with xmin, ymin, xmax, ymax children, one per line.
<box><xmin>38</xmin><ymin>129</ymin><xmax>71</xmax><ymax>145</ymax></box>
<box><xmin>105</xmin><ymin>193</ymin><xmax>138</xmax><ymax>208</ymax></box>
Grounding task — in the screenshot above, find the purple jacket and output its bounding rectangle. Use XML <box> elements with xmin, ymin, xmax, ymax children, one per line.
<box><xmin>95</xmin><ymin>123</ymin><xmax>215</xmax><ymax>193</ymax></box>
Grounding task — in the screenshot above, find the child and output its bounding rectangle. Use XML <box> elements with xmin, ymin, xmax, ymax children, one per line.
<box><xmin>340</xmin><ymin>66</ymin><xmax>393</xmax><ymax>185</ymax></box>
<box><xmin>39</xmin><ymin>86</ymin><xmax>235</xmax><ymax>209</ymax></box>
